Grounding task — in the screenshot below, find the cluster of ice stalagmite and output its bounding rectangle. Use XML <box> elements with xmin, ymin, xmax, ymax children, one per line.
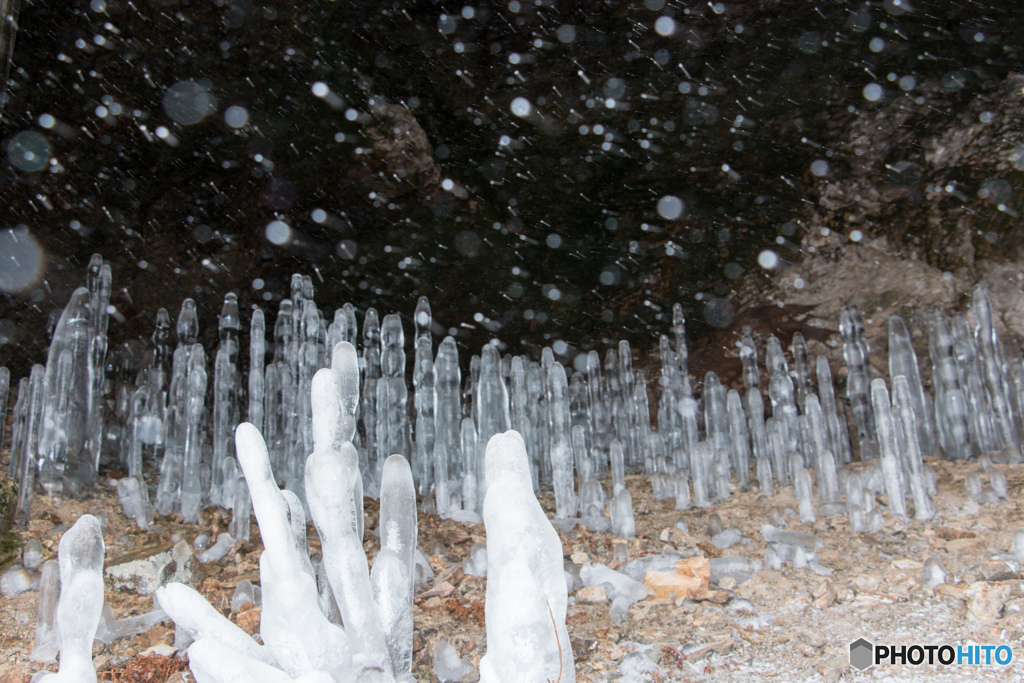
<box><xmin>6</xmin><ymin>255</ymin><xmax>110</xmax><ymax>522</ymax></box>
<box><xmin>146</xmin><ymin>342</ymin><xmax>571</xmax><ymax>682</ymax></box>
<box><xmin>5</xmin><ymin>258</ymin><xmax>1024</xmax><ymax>541</ymax></box>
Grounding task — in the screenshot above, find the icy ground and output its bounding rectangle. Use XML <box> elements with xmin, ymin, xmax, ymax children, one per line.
<box><xmin>2</xmin><ymin>456</ymin><xmax>1024</xmax><ymax>683</ymax></box>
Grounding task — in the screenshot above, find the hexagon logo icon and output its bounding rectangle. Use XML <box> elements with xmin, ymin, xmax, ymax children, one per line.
<box><xmin>850</xmin><ymin>638</ymin><xmax>874</xmax><ymax>671</ymax></box>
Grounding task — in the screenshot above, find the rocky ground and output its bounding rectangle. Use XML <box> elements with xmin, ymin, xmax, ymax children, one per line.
<box><xmin>2</xmin><ymin>448</ymin><xmax>1024</xmax><ymax>683</ymax></box>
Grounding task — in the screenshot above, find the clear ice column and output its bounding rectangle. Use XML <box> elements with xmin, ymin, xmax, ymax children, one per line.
<box><xmin>841</xmin><ymin>306</ymin><xmax>877</xmax><ymax>458</ymax></box>
<box><xmin>871</xmin><ymin>378</ymin><xmax>907</xmax><ymax>520</ymax></box>
<box><xmin>888</xmin><ymin>315</ymin><xmax>936</xmax><ymax>456</ymax></box>
<box><xmin>548</xmin><ymin>362</ymin><xmax>578</xmax><ymax>519</ymax></box>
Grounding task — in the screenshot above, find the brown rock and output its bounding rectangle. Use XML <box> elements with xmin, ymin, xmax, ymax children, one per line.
<box><xmin>967</xmin><ymin>581</ymin><xmax>1011</xmax><ymax>621</ymax></box>
<box><xmin>416</xmin><ymin>581</ymin><xmax>455</xmax><ymax>600</ymax></box>
<box><xmin>946</xmin><ymin>537</ymin><xmax>987</xmax><ymax>555</ymax></box>
<box><xmin>935</xmin><ymin>583</ymin><xmax>968</xmax><ymax>601</ymax></box>
<box><xmin>576</xmin><ymin>585</ymin><xmax>609</xmax><ymax>604</ymax></box>
<box><xmin>812</xmin><ymin>579</ymin><xmax>837</xmax><ymax>608</ymax></box>
<box><xmin>676</xmin><ymin>556</ymin><xmax>711</xmax><ymax>582</ymax></box>
<box><xmin>644</xmin><ymin>569</ymin><xmax>705</xmax><ymax>600</ymax></box>
<box><xmin>936</xmin><ymin>527</ymin><xmax>976</xmax><ymax>541</ymax></box>
<box><xmin>235</xmin><ymin>608</ymin><xmax>262</xmax><ymax>636</ymax></box>
<box><xmin>852</xmin><ymin>573</ymin><xmax>880</xmax><ymax>593</ymax></box>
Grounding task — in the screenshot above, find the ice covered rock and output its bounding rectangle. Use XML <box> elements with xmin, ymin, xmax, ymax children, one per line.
<box><xmin>479</xmin><ymin>430</ymin><xmax>574</xmax><ymax>683</ymax></box>
<box><xmin>580</xmin><ymin>563</ymin><xmax>649</xmax><ymax>605</ymax></box>
<box><xmin>0</xmin><ymin>565</ymin><xmax>36</xmax><ymax>597</ymax></box>
<box><xmin>617</xmin><ymin>646</ymin><xmax>663</xmax><ymax>683</ymax></box>
<box><xmin>621</xmin><ymin>554</ymin><xmax>690</xmax><ymax>583</ymax></box>
<box><xmin>710</xmin><ymin>556</ymin><xmax>756</xmax><ymax>585</ymax></box>
<box><xmin>432</xmin><ymin>641</ymin><xmax>474</xmax><ymax>682</ymax></box>
<box><xmin>196</xmin><ymin>533</ymin><xmax>235</xmax><ymax>563</ymax></box>
<box><xmin>711</xmin><ymin>528</ymin><xmax>743</xmax><ymax>549</ymax></box>
<box><xmin>94</xmin><ymin>603</ymin><xmax>169</xmax><ymax>644</ymax></box>
<box><xmin>760</xmin><ymin>524</ymin><xmax>822</xmax><ymax>549</ymax></box>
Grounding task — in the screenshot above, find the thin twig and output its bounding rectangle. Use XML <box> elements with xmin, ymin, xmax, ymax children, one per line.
<box><xmin>546</xmin><ymin>600</ymin><xmax>563</xmax><ymax>683</ymax></box>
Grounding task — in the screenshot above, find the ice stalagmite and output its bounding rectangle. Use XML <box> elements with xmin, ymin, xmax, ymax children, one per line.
<box><xmin>84</xmin><ymin>255</ymin><xmax>111</xmax><ymax>478</ymax></box>
<box><xmin>893</xmin><ymin>376</ymin><xmax>936</xmax><ymax>521</ymax></box>
<box><xmin>38</xmin><ymin>287</ymin><xmax>90</xmax><ymax>495</ymax></box>
<box><xmin>0</xmin><ymin>367</ymin><xmax>9</xmax><ymax>460</ymax></box>
<box><xmin>794</xmin><ymin>467</ymin><xmax>815</xmax><ymax>523</ymax></box>
<box><xmin>235</xmin><ymin>421</ymin><xmax>352</xmax><ymax>678</ymax></box>
<box><xmin>212</xmin><ymin>293</ymin><xmax>241</xmax><ymax>507</ymax></box>
<box><xmin>7</xmin><ymin>377</ymin><xmax>27</xmax><ymax>480</ymax></box>
<box><xmin>249</xmin><ymin>309</ymin><xmax>266</xmax><ymax>428</ymax></box>
<box><xmin>361</xmin><ymin>308</ymin><xmax>382</xmax><ymax>462</ymax></box>
<box><xmin>307</xmin><ymin>362</ymin><xmax>388</xmax><ymax>672</ymax></box>
<box><xmin>929</xmin><ymin>310</ymin><xmax>972</xmax><ymax>460</ymax></box>
<box><xmin>672</xmin><ymin>303</ymin><xmax>692</xmax><ymax>399</ymax></box>
<box><xmin>739</xmin><ymin>328</ymin><xmax>759</xmax><ymax>392</ymax></box>
<box><xmin>180</xmin><ymin>345</ymin><xmax>208</xmax><ymax>523</ymax></box>
<box><xmin>704</xmin><ymin>372</ymin><xmax>729</xmax><ymax>458</ymax></box>
<box><xmin>35</xmin><ymin>515</ymin><xmax>105</xmax><ymax>683</ymax></box>
<box><xmin>375</xmin><ymin>455</ymin><xmax>417</xmax><ymax>677</ymax></box>
<box><xmin>586</xmin><ymin>350</ymin><xmax>607</xmax><ymax>467</ymax></box>
<box><xmin>158</xmin><ymin>582</ymin><xmax>277</xmax><ymax>668</ymax></box>
<box><xmin>872</xmin><ymin>379</ymin><xmax>908</xmax><ymax>520</ymax></box>
<box><xmin>480</xmin><ymin>430</ymin><xmax>574</xmax><ymax>683</ymax></box>
<box><xmin>816</xmin><ymin>356</ymin><xmax>849</xmax><ymax>464</ymax></box>
<box><xmin>727</xmin><ymin>389</ymin><xmax>750</xmax><ymax>487</ymax></box>
<box><xmin>230</xmin><ymin>475</ymin><xmax>251</xmax><ymax>542</ymax></box>
<box><xmin>31</xmin><ymin>559</ymin><xmax>60</xmax><ymax>664</ymax></box>
<box><xmin>973</xmin><ymin>285</ymin><xmax>1018</xmax><ymax>449</ymax></box>
<box><xmin>951</xmin><ymin>314</ymin><xmax>999</xmax><ymax>454</ymax></box>
<box><xmin>377</xmin><ymin>313</ymin><xmax>408</xmax><ymax>473</ymax></box>
<box><xmin>841</xmin><ymin>306</ymin><xmax>877</xmax><ymax>457</ymax></box>
<box><xmin>15</xmin><ymin>365</ymin><xmax>44</xmax><ymax>523</ymax></box>
<box><xmin>548</xmin><ymin>362</ymin><xmax>577</xmax><ymax>519</ymax></box>
<box><xmin>611</xmin><ymin>489</ymin><xmax>636</xmax><ymax>539</ymax></box>
<box><xmin>790</xmin><ymin>332</ymin><xmax>813</xmax><ymax>410</ymax></box>
<box><xmin>434</xmin><ymin>337</ymin><xmax>462</xmax><ymax>511</ymax></box>
<box><xmin>413</xmin><ymin>337</ymin><xmax>435</xmax><ymax>499</ymax></box>
<box><xmin>888</xmin><ymin>315</ymin><xmax>936</xmax><ymax>456</ymax></box>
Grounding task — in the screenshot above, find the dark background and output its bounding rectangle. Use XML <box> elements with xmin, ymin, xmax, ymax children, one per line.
<box><xmin>2</xmin><ymin>0</ymin><xmax>1023</xmax><ymax>378</ymax></box>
